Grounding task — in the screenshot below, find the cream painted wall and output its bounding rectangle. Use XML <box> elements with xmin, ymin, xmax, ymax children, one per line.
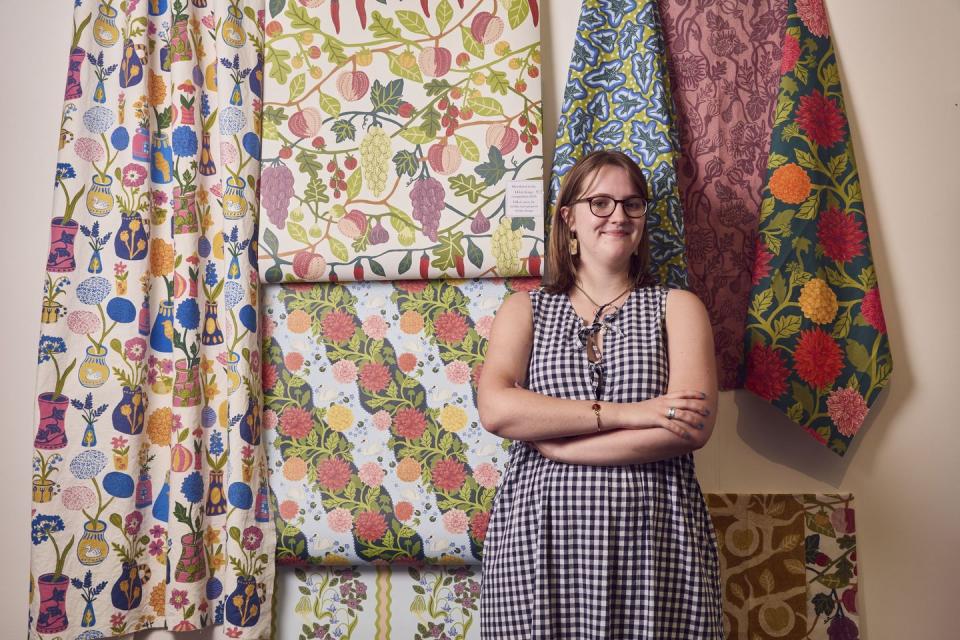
<box><xmin>3</xmin><ymin>2</ymin><xmax>957</xmax><ymax>638</ymax></box>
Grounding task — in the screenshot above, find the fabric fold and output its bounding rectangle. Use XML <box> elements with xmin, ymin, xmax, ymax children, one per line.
<box><xmin>30</xmin><ymin>1</ymin><xmax>274</xmax><ymax>637</ymax></box>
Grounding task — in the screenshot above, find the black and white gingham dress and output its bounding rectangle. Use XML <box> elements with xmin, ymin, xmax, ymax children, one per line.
<box><xmin>480</xmin><ymin>285</ymin><xmax>724</xmax><ymax>639</ymax></box>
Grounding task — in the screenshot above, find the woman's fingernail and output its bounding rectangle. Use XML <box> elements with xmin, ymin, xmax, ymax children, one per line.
<box><xmin>700</xmin><ymin>392</ymin><xmax>707</xmax><ymax>399</ymax></box>
<box><xmin>697</xmin><ymin>423</ymin><xmax>704</xmax><ymax>430</ymax></box>
<box><xmin>704</xmin><ymin>409</ymin><xmax>710</xmax><ymax>416</ymax></box>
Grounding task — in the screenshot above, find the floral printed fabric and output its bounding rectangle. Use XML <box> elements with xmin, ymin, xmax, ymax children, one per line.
<box><xmin>257</xmin><ymin>0</ymin><xmax>545</xmax><ymax>283</ymax></box>
<box><xmin>31</xmin><ymin>1</ymin><xmax>274</xmax><ymax>637</ymax></box>
<box><xmin>743</xmin><ymin>0</ymin><xmax>891</xmax><ymax>456</ymax></box>
<box><xmin>657</xmin><ymin>0</ymin><xmax>787</xmax><ymax>389</ymax></box>
<box><xmin>262</xmin><ymin>278</ymin><xmax>534</xmax><ymax>564</ymax></box>
<box><xmin>550</xmin><ymin>0</ymin><xmax>688</xmax><ymax>287</ymax></box>
<box><xmin>266</xmin><ymin>494</ymin><xmax>859</xmax><ymax>639</ymax></box>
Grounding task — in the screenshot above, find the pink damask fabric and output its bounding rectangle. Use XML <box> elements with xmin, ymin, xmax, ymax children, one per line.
<box><xmin>657</xmin><ymin>0</ymin><xmax>788</xmax><ymax>388</ymax></box>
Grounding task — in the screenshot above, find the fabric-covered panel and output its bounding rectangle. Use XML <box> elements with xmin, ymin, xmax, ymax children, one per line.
<box><xmin>258</xmin><ymin>1</ymin><xmax>545</xmax><ymax>283</ymax></box>
<box><xmin>270</xmin><ymin>494</ymin><xmax>861</xmax><ymax>639</ymax></box>
<box><xmin>262</xmin><ymin>278</ymin><xmax>537</xmax><ymax>564</ymax></box>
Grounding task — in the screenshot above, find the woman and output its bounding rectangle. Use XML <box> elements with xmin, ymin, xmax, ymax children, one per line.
<box><xmin>477</xmin><ymin>150</ymin><xmax>724</xmax><ymax>638</ymax></box>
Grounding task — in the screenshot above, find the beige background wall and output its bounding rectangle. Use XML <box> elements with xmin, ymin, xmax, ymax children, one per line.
<box><xmin>3</xmin><ymin>1</ymin><xmax>957</xmax><ymax>638</ymax></box>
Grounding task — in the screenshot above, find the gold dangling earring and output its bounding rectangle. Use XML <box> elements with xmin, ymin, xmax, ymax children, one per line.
<box><xmin>568</xmin><ymin>234</ymin><xmax>578</xmax><ymax>256</ymax></box>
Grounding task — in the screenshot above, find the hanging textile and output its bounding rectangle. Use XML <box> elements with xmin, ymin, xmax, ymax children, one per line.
<box><xmin>30</xmin><ymin>1</ymin><xmax>274</xmax><ymax>637</ymax></box>
<box><xmin>257</xmin><ymin>0</ymin><xmax>545</xmax><ymax>283</ymax></box>
<box><xmin>657</xmin><ymin>0</ymin><xmax>787</xmax><ymax>389</ymax></box>
<box><xmin>742</xmin><ymin>0</ymin><xmax>891</xmax><ymax>456</ymax></box>
<box><xmin>550</xmin><ymin>0</ymin><xmax>687</xmax><ymax>288</ymax></box>
<box><xmin>262</xmin><ymin>277</ymin><xmax>533</xmax><ymax>565</ymax></box>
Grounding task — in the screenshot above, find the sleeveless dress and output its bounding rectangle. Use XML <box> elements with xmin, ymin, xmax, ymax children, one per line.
<box><xmin>480</xmin><ymin>285</ymin><xmax>724</xmax><ymax>639</ymax></box>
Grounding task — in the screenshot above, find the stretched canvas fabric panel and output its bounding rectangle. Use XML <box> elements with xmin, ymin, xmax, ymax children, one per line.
<box><xmin>262</xmin><ymin>278</ymin><xmax>533</xmax><ymax>565</ymax></box>
<box><xmin>258</xmin><ymin>0</ymin><xmax>545</xmax><ymax>283</ymax></box>
<box><xmin>269</xmin><ymin>494</ymin><xmax>860</xmax><ymax>639</ymax></box>
<box><xmin>549</xmin><ymin>0</ymin><xmax>688</xmax><ymax>288</ymax></box>
<box><xmin>742</xmin><ymin>0</ymin><xmax>892</xmax><ymax>456</ymax></box>
<box><xmin>657</xmin><ymin>0</ymin><xmax>788</xmax><ymax>389</ymax></box>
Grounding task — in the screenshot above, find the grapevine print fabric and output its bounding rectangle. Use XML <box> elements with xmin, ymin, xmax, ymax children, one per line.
<box><xmin>261</xmin><ymin>278</ymin><xmax>534</xmax><ymax>564</ymax></box>
<box><xmin>30</xmin><ymin>0</ymin><xmax>274</xmax><ymax>637</ymax></box>
<box><xmin>266</xmin><ymin>494</ymin><xmax>859</xmax><ymax>639</ymax></box>
<box><xmin>743</xmin><ymin>0</ymin><xmax>891</xmax><ymax>456</ymax></box>
<box><xmin>258</xmin><ymin>0</ymin><xmax>545</xmax><ymax>283</ymax></box>
<box><xmin>657</xmin><ymin>0</ymin><xmax>787</xmax><ymax>389</ymax></box>
<box><xmin>550</xmin><ymin>0</ymin><xmax>688</xmax><ymax>288</ymax></box>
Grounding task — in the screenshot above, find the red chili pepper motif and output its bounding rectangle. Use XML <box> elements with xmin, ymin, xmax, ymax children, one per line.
<box><xmin>331</xmin><ymin>0</ymin><xmax>341</xmax><ymax>34</ymax></box>
<box><xmin>354</xmin><ymin>262</ymin><xmax>364</xmax><ymax>281</ymax></box>
<box><xmin>356</xmin><ymin>0</ymin><xmax>367</xmax><ymax>29</ymax></box>
<box><xmin>528</xmin><ymin>253</ymin><xmax>541</xmax><ymax>277</ymax></box>
<box><xmin>454</xmin><ymin>254</ymin><xmax>465</xmax><ymax>278</ymax></box>
<box><xmin>457</xmin><ymin>0</ymin><xmax>464</xmax><ymax>8</ymax></box>
<box><xmin>419</xmin><ymin>252</ymin><xmax>430</xmax><ymax>280</ymax></box>
<box><xmin>420</xmin><ymin>0</ymin><xmax>430</xmax><ymax>17</ymax></box>
<box><xmin>528</xmin><ymin>0</ymin><xmax>539</xmax><ymax>26</ymax></box>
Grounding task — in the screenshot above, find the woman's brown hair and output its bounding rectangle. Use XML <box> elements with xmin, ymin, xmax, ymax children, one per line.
<box><xmin>541</xmin><ymin>150</ymin><xmax>653</xmax><ymax>294</ymax></box>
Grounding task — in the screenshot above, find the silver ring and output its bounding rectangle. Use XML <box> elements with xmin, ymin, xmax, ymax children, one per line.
<box><xmin>667</xmin><ymin>407</ymin><xmax>676</xmax><ymax>420</ymax></box>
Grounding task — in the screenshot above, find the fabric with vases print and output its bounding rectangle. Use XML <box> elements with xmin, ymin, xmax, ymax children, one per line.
<box><xmin>30</xmin><ymin>1</ymin><xmax>274</xmax><ymax>637</ymax></box>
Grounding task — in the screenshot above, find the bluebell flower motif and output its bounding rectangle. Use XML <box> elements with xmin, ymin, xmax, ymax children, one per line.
<box><xmin>69</xmin><ymin>449</ymin><xmax>107</xmax><ymax>480</ymax></box>
<box><xmin>205</xmin><ymin>262</ymin><xmax>219</xmax><ymax>287</ymax></box>
<box><xmin>201</xmin><ymin>92</ymin><xmax>211</xmax><ymax>119</ymax></box>
<box><xmin>209</xmin><ymin>431</ymin><xmax>224</xmax><ymax>456</ymax></box>
<box><xmin>176</xmin><ymin>298</ymin><xmax>201</xmax><ymax>330</ymax></box>
<box><xmin>172</xmin><ymin>125</ymin><xmax>199</xmax><ymax>157</ymax></box>
<box><xmin>31</xmin><ymin>514</ymin><xmax>65</xmax><ymax>545</ymax></box>
<box><xmin>181</xmin><ymin>470</ymin><xmax>204</xmax><ymax>504</ymax></box>
<box><xmin>76</xmin><ymin>276</ymin><xmax>111</xmax><ymax>305</ymax></box>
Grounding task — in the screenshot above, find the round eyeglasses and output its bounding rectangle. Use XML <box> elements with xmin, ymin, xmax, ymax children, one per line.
<box><xmin>570</xmin><ymin>195</ymin><xmax>648</xmax><ymax>218</ymax></box>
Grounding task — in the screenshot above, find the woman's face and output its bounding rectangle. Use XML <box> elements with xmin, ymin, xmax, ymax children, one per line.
<box><xmin>561</xmin><ymin>164</ymin><xmax>646</xmax><ymax>268</ymax></box>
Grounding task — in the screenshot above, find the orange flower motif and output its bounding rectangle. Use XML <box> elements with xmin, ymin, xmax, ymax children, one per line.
<box><xmin>799</xmin><ymin>278</ymin><xmax>838</xmax><ymax>324</ymax></box>
<box><xmin>769</xmin><ymin>163</ymin><xmax>812</xmax><ymax>204</ymax></box>
<box><xmin>148</xmin><ymin>70</ymin><xmax>167</xmax><ymax>107</ymax></box>
<box><xmin>149</xmin><ymin>582</ymin><xmax>166</xmax><ymax>617</ymax></box>
<box><xmin>149</xmin><ymin>239</ymin><xmax>175</xmax><ymax>277</ymax></box>
<box><xmin>399</xmin><ymin>309</ymin><xmax>424</xmax><ymax>334</ymax></box>
<box><xmin>146</xmin><ymin>407</ymin><xmax>172</xmax><ymax>446</ymax></box>
<box><xmin>396</xmin><ymin>456</ymin><xmax>422</xmax><ymax>482</ymax></box>
<box><xmin>286</xmin><ymin>309</ymin><xmax>311</xmax><ymax>333</ymax></box>
<box><xmin>282</xmin><ymin>456</ymin><xmax>308</xmax><ymax>481</ymax></box>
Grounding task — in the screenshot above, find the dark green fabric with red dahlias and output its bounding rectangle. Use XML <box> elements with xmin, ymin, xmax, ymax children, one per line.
<box><xmin>744</xmin><ymin>0</ymin><xmax>891</xmax><ymax>456</ymax></box>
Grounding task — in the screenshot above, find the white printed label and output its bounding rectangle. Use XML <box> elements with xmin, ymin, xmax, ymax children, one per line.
<box><xmin>505</xmin><ymin>180</ymin><xmax>544</xmax><ymax>218</ymax></box>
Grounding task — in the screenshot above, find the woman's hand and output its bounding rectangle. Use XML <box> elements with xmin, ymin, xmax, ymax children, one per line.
<box><xmin>623</xmin><ymin>390</ymin><xmax>712</xmax><ymax>443</ymax></box>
